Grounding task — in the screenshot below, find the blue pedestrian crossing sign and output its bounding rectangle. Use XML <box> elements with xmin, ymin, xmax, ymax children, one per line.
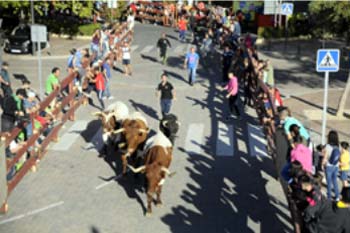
<box><xmin>281</xmin><ymin>3</ymin><xmax>293</xmax><ymax>16</ymax></box>
<box><xmin>316</xmin><ymin>49</ymin><xmax>340</xmax><ymax>72</ymax></box>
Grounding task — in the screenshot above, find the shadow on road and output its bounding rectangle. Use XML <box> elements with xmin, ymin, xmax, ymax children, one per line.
<box><xmin>163</xmin><ymin>69</ymin><xmax>188</xmax><ymax>84</ymax></box>
<box><xmin>161</xmin><ymin>48</ymin><xmax>292</xmax><ymax>233</ymax></box>
<box><xmin>129</xmin><ymin>99</ymin><xmax>160</xmax><ymax>120</ymax></box>
<box><xmin>140</xmin><ymin>54</ymin><xmax>159</xmax><ymax>63</ymax></box>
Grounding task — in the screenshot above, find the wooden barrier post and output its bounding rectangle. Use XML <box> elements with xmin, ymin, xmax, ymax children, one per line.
<box><xmin>68</xmin><ymin>78</ymin><xmax>75</xmax><ymax>121</ymax></box>
<box><xmin>0</xmin><ymin>137</ymin><xmax>8</xmax><ymax>213</ymax></box>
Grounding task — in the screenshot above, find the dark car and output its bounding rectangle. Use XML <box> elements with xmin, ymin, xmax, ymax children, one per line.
<box><xmin>4</xmin><ymin>24</ymin><xmax>48</xmax><ymax>54</ymax></box>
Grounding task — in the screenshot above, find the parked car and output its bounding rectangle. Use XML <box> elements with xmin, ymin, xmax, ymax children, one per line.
<box><xmin>4</xmin><ymin>24</ymin><xmax>48</xmax><ymax>54</ymax></box>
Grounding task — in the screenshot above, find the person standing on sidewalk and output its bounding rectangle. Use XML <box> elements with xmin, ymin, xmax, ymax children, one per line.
<box><xmin>156</xmin><ymin>33</ymin><xmax>172</xmax><ymax>65</ymax></box>
<box><xmin>322</xmin><ymin>130</ymin><xmax>341</xmax><ymax>201</ymax></box>
<box><xmin>339</xmin><ymin>141</ymin><xmax>350</xmax><ymax>188</ymax></box>
<box><xmin>184</xmin><ymin>47</ymin><xmax>199</xmax><ymax>86</ymax></box>
<box><xmin>156</xmin><ymin>74</ymin><xmax>176</xmax><ymax>118</ymax></box>
<box><xmin>0</xmin><ymin>62</ymin><xmax>13</xmax><ymax>97</ymax></box>
<box><xmin>223</xmin><ymin>72</ymin><xmax>241</xmax><ymax>120</ymax></box>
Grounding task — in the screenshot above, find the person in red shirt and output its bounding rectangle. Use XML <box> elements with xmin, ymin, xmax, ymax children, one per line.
<box><xmin>129</xmin><ymin>3</ymin><xmax>137</xmax><ymax>14</ymax></box>
<box><xmin>178</xmin><ymin>16</ymin><xmax>187</xmax><ymax>42</ymax></box>
<box><xmin>87</xmin><ymin>66</ymin><xmax>105</xmax><ymax>110</ymax></box>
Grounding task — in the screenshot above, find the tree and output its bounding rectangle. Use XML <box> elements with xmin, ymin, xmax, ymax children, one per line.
<box><xmin>309</xmin><ymin>2</ymin><xmax>350</xmax><ymax>117</ymax></box>
<box><xmin>309</xmin><ymin>1</ymin><xmax>350</xmax><ymax>45</ymax></box>
<box><xmin>0</xmin><ymin>1</ymin><xmax>94</xmax><ymax>21</ymax></box>
<box><xmin>337</xmin><ymin>71</ymin><xmax>350</xmax><ymax>117</ymax></box>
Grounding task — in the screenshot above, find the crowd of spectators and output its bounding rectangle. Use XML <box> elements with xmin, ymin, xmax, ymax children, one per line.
<box><xmin>178</xmin><ymin>2</ymin><xmax>350</xmax><ymax>232</ymax></box>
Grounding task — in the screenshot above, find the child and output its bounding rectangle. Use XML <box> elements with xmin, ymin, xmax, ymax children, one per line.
<box><xmin>339</xmin><ymin>141</ymin><xmax>350</xmax><ymax>188</ymax></box>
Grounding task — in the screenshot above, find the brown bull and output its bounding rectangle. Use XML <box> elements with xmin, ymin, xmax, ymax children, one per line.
<box><xmin>128</xmin><ymin>132</ymin><xmax>175</xmax><ymax>216</ymax></box>
<box><xmin>118</xmin><ymin>117</ymin><xmax>149</xmax><ymax>174</ymax></box>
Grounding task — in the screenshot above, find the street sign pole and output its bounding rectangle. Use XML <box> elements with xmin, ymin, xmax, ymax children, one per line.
<box><xmin>31</xmin><ymin>25</ymin><xmax>47</xmax><ymax>99</ymax></box>
<box><xmin>321</xmin><ymin>71</ymin><xmax>329</xmax><ymax>145</ymax></box>
<box><xmin>31</xmin><ymin>0</ymin><xmax>35</xmax><ymax>56</ymax></box>
<box><xmin>316</xmin><ymin>49</ymin><xmax>340</xmax><ymax>145</ymax></box>
<box><xmin>37</xmin><ymin>40</ymin><xmax>43</xmax><ymax>99</ymax></box>
<box><xmin>284</xmin><ymin>15</ymin><xmax>288</xmax><ymax>50</ymax></box>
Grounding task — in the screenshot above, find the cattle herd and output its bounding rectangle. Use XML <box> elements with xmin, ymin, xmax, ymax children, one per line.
<box><xmin>93</xmin><ymin>101</ymin><xmax>180</xmax><ymax>216</ymax></box>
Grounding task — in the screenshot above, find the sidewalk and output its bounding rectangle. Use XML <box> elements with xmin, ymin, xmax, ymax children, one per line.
<box><xmin>2</xmin><ymin>37</ymin><xmax>90</xmax><ymax>61</ymax></box>
<box><xmin>284</xmin><ymin>89</ymin><xmax>350</xmax><ymax>144</ymax></box>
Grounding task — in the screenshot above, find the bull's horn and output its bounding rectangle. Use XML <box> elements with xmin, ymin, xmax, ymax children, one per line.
<box><xmin>176</xmin><ymin>120</ymin><xmax>181</xmax><ymax>126</ymax></box>
<box><xmin>138</xmin><ymin>129</ymin><xmax>148</xmax><ymax>133</ymax></box>
<box><xmin>112</xmin><ymin>128</ymin><xmax>125</xmax><ymax>134</ymax></box>
<box><xmin>92</xmin><ymin>111</ymin><xmax>103</xmax><ymax>117</ymax></box>
<box><xmin>128</xmin><ymin>165</ymin><xmax>146</xmax><ymax>173</ymax></box>
<box><xmin>161</xmin><ymin>167</ymin><xmax>176</xmax><ymax>178</ymax></box>
<box><xmin>162</xmin><ymin>120</ymin><xmax>168</xmax><ymax>127</ymax></box>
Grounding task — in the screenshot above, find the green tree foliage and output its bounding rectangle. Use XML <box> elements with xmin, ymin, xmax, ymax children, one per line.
<box><xmin>309</xmin><ymin>1</ymin><xmax>350</xmax><ymax>43</ymax></box>
<box><xmin>0</xmin><ymin>1</ymin><xmax>94</xmax><ymax>19</ymax></box>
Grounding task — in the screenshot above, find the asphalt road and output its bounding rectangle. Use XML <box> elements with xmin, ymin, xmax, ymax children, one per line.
<box><xmin>0</xmin><ymin>23</ymin><xmax>291</xmax><ymax>233</ymax></box>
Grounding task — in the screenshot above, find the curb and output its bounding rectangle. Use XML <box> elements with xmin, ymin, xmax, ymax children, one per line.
<box><xmin>256</xmin><ymin>36</ymin><xmax>313</xmax><ymax>45</ymax></box>
<box><xmin>50</xmin><ymin>34</ymin><xmax>91</xmax><ymax>40</ymax></box>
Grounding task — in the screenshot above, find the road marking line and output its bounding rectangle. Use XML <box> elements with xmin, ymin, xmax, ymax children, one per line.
<box><xmin>174</xmin><ymin>44</ymin><xmax>185</xmax><ymax>54</ymax></box>
<box><xmin>0</xmin><ymin>201</ymin><xmax>64</xmax><ymax>225</ymax></box>
<box><xmin>51</xmin><ymin>120</ymin><xmax>88</xmax><ymax>151</ymax></box>
<box><xmin>216</xmin><ymin>122</ymin><xmax>234</xmax><ymax>156</ymax></box>
<box><xmin>140</xmin><ymin>45</ymin><xmax>154</xmax><ymax>54</ymax></box>
<box><xmin>247</xmin><ymin>123</ymin><xmax>268</xmax><ymax>157</ymax></box>
<box><xmin>131</xmin><ymin>45</ymin><xmax>139</xmax><ymax>51</ymax></box>
<box><xmin>82</xmin><ymin>127</ymin><xmax>103</xmax><ymax>152</ymax></box>
<box><xmin>95</xmin><ymin>174</ymin><xmax>123</xmax><ymax>190</ymax></box>
<box><xmin>184</xmin><ymin>123</ymin><xmax>204</xmax><ymax>155</ymax></box>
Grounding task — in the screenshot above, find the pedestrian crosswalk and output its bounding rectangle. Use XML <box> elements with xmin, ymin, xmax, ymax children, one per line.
<box><xmin>131</xmin><ymin>43</ymin><xmax>191</xmax><ymax>55</ymax></box>
<box><xmin>140</xmin><ymin>45</ymin><xmax>155</xmax><ymax>54</ymax></box>
<box><xmin>50</xmin><ymin>120</ymin><xmax>269</xmax><ymax>159</ymax></box>
<box><xmin>184</xmin><ymin>123</ymin><xmax>205</xmax><ymax>155</ymax></box>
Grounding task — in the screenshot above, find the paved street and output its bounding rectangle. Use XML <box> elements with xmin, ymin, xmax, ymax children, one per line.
<box><xmin>1</xmin><ymin>23</ymin><xmax>292</xmax><ymax>233</ymax></box>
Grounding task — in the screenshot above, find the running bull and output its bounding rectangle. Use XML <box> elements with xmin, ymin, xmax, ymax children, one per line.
<box><xmin>128</xmin><ymin>115</ymin><xmax>180</xmax><ymax>216</ymax></box>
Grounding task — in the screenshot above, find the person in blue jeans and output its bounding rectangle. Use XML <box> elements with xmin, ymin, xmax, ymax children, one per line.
<box><xmin>322</xmin><ymin>130</ymin><xmax>341</xmax><ymax>201</ymax></box>
<box><xmin>156</xmin><ymin>74</ymin><xmax>176</xmax><ymax>118</ymax></box>
<box><xmin>184</xmin><ymin>47</ymin><xmax>199</xmax><ymax>86</ymax></box>
<box><xmin>102</xmin><ymin>58</ymin><xmax>114</xmax><ymax>100</ymax></box>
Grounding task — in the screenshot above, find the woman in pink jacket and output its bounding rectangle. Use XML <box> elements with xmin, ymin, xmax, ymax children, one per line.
<box><xmin>224</xmin><ymin>72</ymin><xmax>241</xmax><ymax>121</ymax></box>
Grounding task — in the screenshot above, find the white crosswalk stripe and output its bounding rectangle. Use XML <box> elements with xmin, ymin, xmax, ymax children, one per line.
<box><xmin>216</xmin><ymin>122</ymin><xmax>234</xmax><ymax>157</ymax></box>
<box><xmin>51</xmin><ymin>121</ymin><xmax>88</xmax><ymax>151</ymax></box>
<box><xmin>130</xmin><ymin>45</ymin><xmax>139</xmax><ymax>51</ymax></box>
<box><xmin>184</xmin><ymin>123</ymin><xmax>204</xmax><ymax>155</ymax></box>
<box><xmin>140</xmin><ymin>45</ymin><xmax>154</xmax><ymax>54</ymax></box>
<box><xmin>247</xmin><ymin>123</ymin><xmax>268</xmax><ymax>158</ymax></box>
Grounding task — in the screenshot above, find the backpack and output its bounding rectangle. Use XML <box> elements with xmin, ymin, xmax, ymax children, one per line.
<box><xmin>328</xmin><ymin>146</ymin><xmax>341</xmax><ymax>165</ymax></box>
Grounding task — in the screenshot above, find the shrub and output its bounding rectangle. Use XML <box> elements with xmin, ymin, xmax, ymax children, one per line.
<box><xmin>78</xmin><ymin>23</ymin><xmax>101</xmax><ymax>36</ymax></box>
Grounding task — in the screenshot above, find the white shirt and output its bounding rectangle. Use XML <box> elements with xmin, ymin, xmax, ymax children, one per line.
<box><xmin>122</xmin><ymin>47</ymin><xmax>130</xmax><ymax>60</ymax></box>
